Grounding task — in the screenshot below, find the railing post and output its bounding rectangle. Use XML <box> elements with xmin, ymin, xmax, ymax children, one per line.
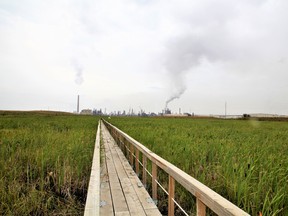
<box><xmin>152</xmin><ymin>162</ymin><xmax>158</xmax><ymax>203</ymax></box>
<box><xmin>142</xmin><ymin>155</ymin><xmax>147</xmax><ymax>187</ymax></box>
<box><xmin>196</xmin><ymin>198</ymin><xmax>206</xmax><ymax>216</ymax></box>
<box><xmin>130</xmin><ymin>143</ymin><xmax>134</xmax><ymax>166</ymax></box>
<box><xmin>135</xmin><ymin>148</ymin><xmax>139</xmax><ymax>175</ymax></box>
<box><xmin>124</xmin><ymin>139</ymin><xmax>128</xmax><ymax>158</ymax></box>
<box><xmin>117</xmin><ymin>132</ymin><xmax>120</xmax><ymax>146</ymax></box>
<box><xmin>168</xmin><ymin>175</ymin><xmax>175</xmax><ymax>216</ymax></box>
<box><xmin>121</xmin><ymin>137</ymin><xmax>125</xmax><ymax>152</ymax></box>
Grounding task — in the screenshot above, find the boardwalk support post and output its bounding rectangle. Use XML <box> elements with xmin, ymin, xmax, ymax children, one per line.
<box><xmin>152</xmin><ymin>162</ymin><xmax>158</xmax><ymax>203</ymax></box>
<box><xmin>197</xmin><ymin>198</ymin><xmax>206</xmax><ymax>216</ymax></box>
<box><xmin>142</xmin><ymin>155</ymin><xmax>147</xmax><ymax>188</ymax></box>
<box><xmin>168</xmin><ymin>175</ymin><xmax>175</xmax><ymax>216</ymax></box>
<box><xmin>136</xmin><ymin>149</ymin><xmax>140</xmax><ymax>176</ymax></box>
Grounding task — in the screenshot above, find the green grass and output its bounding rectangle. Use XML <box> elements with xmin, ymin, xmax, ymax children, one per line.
<box><xmin>0</xmin><ymin>111</ymin><xmax>99</xmax><ymax>215</ymax></box>
<box><xmin>106</xmin><ymin>116</ymin><xmax>288</xmax><ymax>216</ymax></box>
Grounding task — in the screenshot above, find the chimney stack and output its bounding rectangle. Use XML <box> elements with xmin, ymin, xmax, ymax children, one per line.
<box><xmin>77</xmin><ymin>95</ymin><xmax>80</xmax><ymax>113</ymax></box>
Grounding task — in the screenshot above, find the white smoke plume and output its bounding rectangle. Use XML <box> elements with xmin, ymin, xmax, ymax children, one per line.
<box><xmin>164</xmin><ymin>35</ymin><xmax>209</xmax><ymax>108</ymax></box>
<box><xmin>72</xmin><ymin>60</ymin><xmax>84</xmax><ymax>85</ymax></box>
<box><xmin>163</xmin><ymin>0</ymin><xmax>238</xmax><ymax>108</ymax></box>
<box><xmin>165</xmin><ymin>87</ymin><xmax>186</xmax><ymax>109</ymax></box>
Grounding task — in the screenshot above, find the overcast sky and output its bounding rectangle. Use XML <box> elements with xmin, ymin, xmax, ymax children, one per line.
<box><xmin>1</xmin><ymin>0</ymin><xmax>287</xmax><ymax>115</ymax></box>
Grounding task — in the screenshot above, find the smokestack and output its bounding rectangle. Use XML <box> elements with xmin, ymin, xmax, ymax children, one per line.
<box><xmin>77</xmin><ymin>95</ymin><xmax>80</xmax><ymax>113</ymax></box>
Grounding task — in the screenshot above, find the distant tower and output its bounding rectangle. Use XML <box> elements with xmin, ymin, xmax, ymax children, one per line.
<box><xmin>77</xmin><ymin>95</ymin><xmax>80</xmax><ymax>113</ymax></box>
<box><xmin>225</xmin><ymin>101</ymin><xmax>227</xmax><ymax>118</ymax></box>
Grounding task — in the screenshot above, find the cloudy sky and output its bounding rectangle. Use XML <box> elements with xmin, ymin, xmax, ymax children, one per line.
<box><xmin>1</xmin><ymin>0</ymin><xmax>287</xmax><ymax>115</ymax></box>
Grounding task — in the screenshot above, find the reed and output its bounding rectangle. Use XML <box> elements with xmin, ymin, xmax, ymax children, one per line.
<box><xmin>0</xmin><ymin>112</ymin><xmax>99</xmax><ymax>215</ymax></box>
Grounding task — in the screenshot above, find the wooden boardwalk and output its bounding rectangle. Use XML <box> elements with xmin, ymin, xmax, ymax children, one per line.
<box><xmin>86</xmin><ymin>120</ymin><xmax>249</xmax><ymax>216</ymax></box>
<box><xmin>99</xmin><ymin>122</ymin><xmax>161</xmax><ymax>216</ymax></box>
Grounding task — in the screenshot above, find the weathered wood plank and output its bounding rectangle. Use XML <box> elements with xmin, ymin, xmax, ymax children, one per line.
<box><xmin>106</xmin><ymin>137</ymin><xmax>146</xmax><ymax>215</ymax></box>
<box><xmin>100</xmin><ymin>185</ymin><xmax>113</xmax><ymax>216</ymax></box>
<box><xmin>111</xmin><ymin>187</ymin><xmax>129</xmax><ymax>214</ymax></box>
<box><xmin>120</xmin><ymin>177</ymin><xmax>146</xmax><ymax>216</ymax></box>
<box><xmin>102</xmin><ymin>125</ymin><xmax>129</xmax><ymax>215</ymax></box>
<box><xmin>114</xmin><ymin>146</ymin><xmax>161</xmax><ymax>214</ymax></box>
<box><xmin>129</xmin><ymin>176</ymin><xmax>161</xmax><ymax>214</ymax></box>
<box><xmin>114</xmin><ymin>211</ymin><xmax>130</xmax><ymax>216</ymax></box>
<box><xmin>104</xmin><ymin>124</ymin><xmax>147</xmax><ymax>216</ymax></box>
<box><xmin>100</xmin><ymin>138</ymin><xmax>113</xmax><ymax>216</ymax></box>
<box><xmin>84</xmin><ymin>121</ymin><xmax>101</xmax><ymax>216</ymax></box>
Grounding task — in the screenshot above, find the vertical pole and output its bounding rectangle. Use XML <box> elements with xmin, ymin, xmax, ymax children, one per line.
<box><xmin>130</xmin><ymin>143</ymin><xmax>134</xmax><ymax>167</ymax></box>
<box><xmin>168</xmin><ymin>175</ymin><xmax>175</xmax><ymax>216</ymax></box>
<box><xmin>196</xmin><ymin>198</ymin><xmax>206</xmax><ymax>216</ymax></box>
<box><xmin>77</xmin><ymin>95</ymin><xmax>79</xmax><ymax>113</ymax></box>
<box><xmin>152</xmin><ymin>162</ymin><xmax>158</xmax><ymax>202</ymax></box>
<box><xmin>122</xmin><ymin>139</ymin><xmax>125</xmax><ymax>152</ymax></box>
<box><xmin>120</xmin><ymin>138</ymin><xmax>123</xmax><ymax>149</ymax></box>
<box><xmin>142</xmin><ymin>155</ymin><xmax>147</xmax><ymax>187</ymax></box>
<box><xmin>117</xmin><ymin>132</ymin><xmax>120</xmax><ymax>147</ymax></box>
<box><xmin>225</xmin><ymin>101</ymin><xmax>227</xmax><ymax>118</ymax></box>
<box><xmin>135</xmin><ymin>149</ymin><xmax>139</xmax><ymax>175</ymax></box>
<box><xmin>124</xmin><ymin>140</ymin><xmax>128</xmax><ymax>158</ymax></box>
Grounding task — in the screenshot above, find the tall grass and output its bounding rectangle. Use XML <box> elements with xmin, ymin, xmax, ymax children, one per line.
<box><xmin>0</xmin><ymin>112</ymin><xmax>98</xmax><ymax>215</ymax></box>
<box><xmin>107</xmin><ymin>117</ymin><xmax>288</xmax><ymax>216</ymax></box>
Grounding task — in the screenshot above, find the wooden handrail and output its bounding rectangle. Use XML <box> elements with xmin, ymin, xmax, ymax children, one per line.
<box><xmin>102</xmin><ymin>119</ymin><xmax>250</xmax><ymax>216</ymax></box>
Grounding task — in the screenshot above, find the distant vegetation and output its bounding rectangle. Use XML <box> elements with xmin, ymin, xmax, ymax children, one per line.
<box><xmin>0</xmin><ymin>111</ymin><xmax>98</xmax><ymax>215</ymax></box>
<box><xmin>0</xmin><ymin>110</ymin><xmax>74</xmax><ymax>116</ymax></box>
<box><xmin>107</xmin><ymin>117</ymin><xmax>288</xmax><ymax>216</ymax></box>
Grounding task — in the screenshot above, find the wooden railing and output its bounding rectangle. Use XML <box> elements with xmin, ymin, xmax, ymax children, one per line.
<box><xmin>103</xmin><ymin>119</ymin><xmax>250</xmax><ymax>216</ymax></box>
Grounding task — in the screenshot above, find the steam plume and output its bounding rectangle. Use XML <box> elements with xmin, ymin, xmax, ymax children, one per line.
<box><xmin>164</xmin><ymin>35</ymin><xmax>206</xmax><ymax>108</ymax></box>
<box><xmin>72</xmin><ymin>59</ymin><xmax>84</xmax><ymax>85</ymax></box>
<box><xmin>165</xmin><ymin>87</ymin><xmax>186</xmax><ymax>109</ymax></box>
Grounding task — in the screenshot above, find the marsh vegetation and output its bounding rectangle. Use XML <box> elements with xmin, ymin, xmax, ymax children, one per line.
<box><xmin>0</xmin><ymin>111</ymin><xmax>98</xmax><ymax>215</ymax></box>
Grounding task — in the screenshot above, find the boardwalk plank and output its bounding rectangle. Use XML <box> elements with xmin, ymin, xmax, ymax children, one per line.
<box><xmin>107</xmin><ymin>142</ymin><xmax>146</xmax><ymax>215</ymax></box>
<box><xmin>113</xmin><ymin>135</ymin><xmax>161</xmax><ymax>215</ymax></box>
<box><xmin>103</xmin><ymin>127</ymin><xmax>129</xmax><ymax>214</ymax></box>
<box><xmin>115</xmin><ymin>147</ymin><xmax>160</xmax><ymax>210</ymax></box>
<box><xmin>115</xmin><ymin>212</ymin><xmax>130</xmax><ymax>216</ymax></box>
<box><xmin>106</xmin><ymin>143</ymin><xmax>140</xmax><ymax>215</ymax></box>
<box><xmin>120</xmin><ymin>177</ymin><xmax>146</xmax><ymax>216</ymax></box>
<box><xmin>100</xmin><ymin>127</ymin><xmax>114</xmax><ymax>216</ymax></box>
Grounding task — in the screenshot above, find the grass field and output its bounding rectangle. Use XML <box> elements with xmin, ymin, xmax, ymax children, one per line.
<box><xmin>0</xmin><ymin>111</ymin><xmax>99</xmax><ymax>215</ymax></box>
<box><xmin>107</xmin><ymin>116</ymin><xmax>288</xmax><ymax>216</ymax></box>
<box><xmin>1</xmin><ymin>112</ymin><xmax>287</xmax><ymax>215</ymax></box>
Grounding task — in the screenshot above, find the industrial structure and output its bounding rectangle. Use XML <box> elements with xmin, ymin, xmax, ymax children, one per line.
<box><xmin>77</xmin><ymin>95</ymin><xmax>80</xmax><ymax>113</ymax></box>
